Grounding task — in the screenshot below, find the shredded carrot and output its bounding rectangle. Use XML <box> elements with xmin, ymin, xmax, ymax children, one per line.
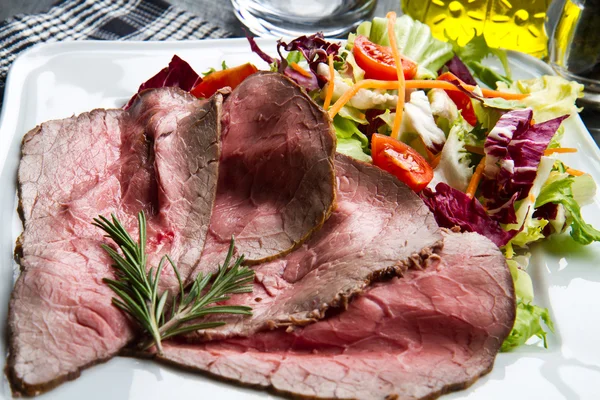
<box><xmin>404</xmin><ymin>80</ymin><xmax>528</xmax><ymax>100</ymax></box>
<box><xmin>566</xmin><ymin>167</ymin><xmax>585</xmax><ymax>176</ymax></box>
<box><xmin>323</xmin><ymin>55</ymin><xmax>335</xmax><ymax>110</ymax></box>
<box><xmin>386</xmin><ymin>12</ymin><xmax>405</xmax><ymax>140</ymax></box>
<box><xmin>544</xmin><ymin>147</ymin><xmax>578</xmax><ymax>155</ymax></box>
<box><xmin>290</xmin><ymin>62</ymin><xmax>312</xmax><ymax>78</ymax></box>
<box><xmin>328</xmin><ymin>79</ymin><xmax>400</xmax><ymax>118</ymax></box>
<box><xmin>328</xmin><ymin>75</ymin><xmax>527</xmax><ymax>121</ymax></box>
<box><xmin>466</xmin><ymin>157</ymin><xmax>486</xmax><ymax>199</ymax></box>
<box><xmin>421</xmin><ymin>143</ymin><xmax>436</xmax><ymax>163</ymax></box>
<box><xmin>430</xmin><ymin>153</ymin><xmax>442</xmax><ymax>169</ymax></box>
<box><xmin>465</xmin><ymin>145</ymin><xmax>485</xmax><ymax>155</ymax></box>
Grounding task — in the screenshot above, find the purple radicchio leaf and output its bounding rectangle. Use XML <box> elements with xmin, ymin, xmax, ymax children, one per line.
<box><xmin>246</xmin><ymin>32</ymin><xmax>339</xmax><ymax>91</ymax></box>
<box><xmin>420</xmin><ymin>183</ymin><xmax>518</xmax><ymax>247</ymax></box>
<box><xmin>533</xmin><ymin>202</ymin><xmax>561</xmax><ymax>236</ymax></box>
<box><xmin>443</xmin><ymin>55</ymin><xmax>477</xmax><ymax>86</ymax></box>
<box><xmin>277</xmin><ymin>33</ymin><xmax>341</xmax><ymax>72</ymax></box>
<box><xmin>124</xmin><ymin>55</ymin><xmax>202</xmax><ymax>110</ymax></box>
<box><xmin>278</xmin><ymin>33</ymin><xmax>341</xmax><ymax>89</ymax></box>
<box><xmin>246</xmin><ymin>34</ymin><xmax>275</xmax><ymax>65</ymax></box>
<box><xmin>482</xmin><ymin>109</ymin><xmax>568</xmax><ymax>207</ymax></box>
<box><xmin>282</xmin><ymin>67</ymin><xmax>319</xmax><ymax>90</ymax></box>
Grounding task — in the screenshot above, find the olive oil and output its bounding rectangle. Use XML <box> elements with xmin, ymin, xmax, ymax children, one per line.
<box><xmin>401</xmin><ymin>0</ymin><xmax>551</xmax><ymax>58</ymax></box>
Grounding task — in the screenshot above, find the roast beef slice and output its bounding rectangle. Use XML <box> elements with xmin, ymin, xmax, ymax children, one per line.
<box><xmin>187</xmin><ymin>153</ymin><xmax>443</xmax><ymax>340</ymax></box>
<box><xmin>8</xmin><ymin>88</ymin><xmax>221</xmax><ymax>395</ymax></box>
<box><xmin>159</xmin><ymin>231</ymin><xmax>517</xmax><ymax>400</ymax></box>
<box><xmin>190</xmin><ymin>72</ymin><xmax>337</xmax><ymax>282</ymax></box>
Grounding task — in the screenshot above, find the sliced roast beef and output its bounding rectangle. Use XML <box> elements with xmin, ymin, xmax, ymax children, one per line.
<box><xmin>8</xmin><ymin>87</ymin><xmax>222</xmax><ymax>395</ymax></box>
<box><xmin>187</xmin><ymin>153</ymin><xmax>442</xmax><ymax>340</ymax></box>
<box><xmin>189</xmin><ymin>72</ymin><xmax>336</xmax><ymax>282</ymax></box>
<box><xmin>159</xmin><ymin>231</ymin><xmax>516</xmax><ymax>400</ymax></box>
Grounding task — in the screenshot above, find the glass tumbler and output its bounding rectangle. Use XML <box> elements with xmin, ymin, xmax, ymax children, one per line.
<box><xmin>550</xmin><ymin>0</ymin><xmax>600</xmax><ymax>107</ymax></box>
<box><xmin>231</xmin><ymin>0</ymin><xmax>377</xmax><ymax>37</ymax></box>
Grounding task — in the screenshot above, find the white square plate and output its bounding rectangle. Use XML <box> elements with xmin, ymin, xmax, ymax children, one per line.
<box><xmin>1</xmin><ymin>39</ymin><xmax>599</xmax><ymax>400</ymax></box>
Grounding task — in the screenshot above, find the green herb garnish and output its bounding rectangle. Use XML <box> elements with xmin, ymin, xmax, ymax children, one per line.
<box><xmin>93</xmin><ymin>212</ymin><xmax>254</xmax><ymax>354</ymax></box>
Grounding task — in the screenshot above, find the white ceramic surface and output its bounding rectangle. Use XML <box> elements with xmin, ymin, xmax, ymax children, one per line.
<box><xmin>1</xmin><ymin>39</ymin><xmax>599</xmax><ymax>400</ymax></box>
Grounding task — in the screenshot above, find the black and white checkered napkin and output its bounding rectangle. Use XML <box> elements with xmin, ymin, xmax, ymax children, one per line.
<box><xmin>0</xmin><ymin>0</ymin><xmax>232</xmax><ymax>105</ymax></box>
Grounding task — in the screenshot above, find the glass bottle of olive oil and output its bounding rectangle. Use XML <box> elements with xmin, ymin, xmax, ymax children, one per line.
<box><xmin>401</xmin><ymin>0</ymin><xmax>551</xmax><ymax>58</ymax></box>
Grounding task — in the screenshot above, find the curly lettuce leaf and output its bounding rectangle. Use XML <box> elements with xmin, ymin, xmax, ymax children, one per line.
<box><xmin>429</xmin><ymin>117</ymin><xmax>473</xmax><ymax>192</ymax></box>
<box><xmin>496</xmin><ymin>76</ymin><xmax>584</xmax><ymax>123</ymax></box>
<box><xmin>355</xmin><ymin>15</ymin><xmax>453</xmax><ymax>77</ymax></box>
<box><xmin>332</xmin><ymin>115</ymin><xmax>371</xmax><ymax>163</ymax></box>
<box><xmin>402</xmin><ymin>91</ymin><xmax>446</xmax><ymax>151</ymax></box>
<box><xmin>502</xmin><ymin>301</ymin><xmax>554</xmax><ymax>351</ymax></box>
<box><xmin>447</xmin><ymin>33</ymin><xmax>511</xmax><ymax>89</ymax></box>
<box><xmin>428</xmin><ymin>88</ymin><xmax>459</xmax><ymax>133</ymax></box>
<box><xmin>536</xmin><ymin>173</ymin><xmax>600</xmax><ymax>245</ymax></box>
<box><xmin>501</xmin><ymin>256</ymin><xmax>554</xmax><ymax>352</ymax></box>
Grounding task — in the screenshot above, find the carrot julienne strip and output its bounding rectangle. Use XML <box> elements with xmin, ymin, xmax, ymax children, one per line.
<box><xmin>466</xmin><ymin>157</ymin><xmax>486</xmax><ymax>199</ymax></box>
<box><xmin>290</xmin><ymin>62</ymin><xmax>312</xmax><ymax>78</ymax></box>
<box><xmin>566</xmin><ymin>167</ymin><xmax>585</xmax><ymax>176</ymax></box>
<box><xmin>544</xmin><ymin>147</ymin><xmax>577</xmax><ymax>155</ymax></box>
<box><xmin>323</xmin><ymin>55</ymin><xmax>335</xmax><ymax>110</ymax></box>
<box><xmin>465</xmin><ymin>145</ymin><xmax>485</xmax><ymax>155</ymax></box>
<box><xmin>430</xmin><ymin>153</ymin><xmax>442</xmax><ymax>169</ymax></box>
<box><xmin>328</xmin><ymin>79</ymin><xmax>526</xmax><ymax>120</ymax></box>
<box><xmin>328</xmin><ymin>79</ymin><xmax>400</xmax><ymax>118</ymax></box>
<box><xmin>386</xmin><ymin>11</ymin><xmax>405</xmax><ymax>140</ymax></box>
<box><xmin>404</xmin><ymin>80</ymin><xmax>528</xmax><ymax>100</ymax></box>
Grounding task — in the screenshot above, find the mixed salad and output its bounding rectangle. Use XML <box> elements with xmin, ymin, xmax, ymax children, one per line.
<box><xmin>128</xmin><ymin>13</ymin><xmax>599</xmax><ymax>352</ymax></box>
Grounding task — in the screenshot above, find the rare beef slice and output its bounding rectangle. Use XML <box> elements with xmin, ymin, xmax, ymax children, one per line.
<box><xmin>8</xmin><ymin>87</ymin><xmax>222</xmax><ymax>395</ymax></box>
<box><xmin>159</xmin><ymin>231</ymin><xmax>516</xmax><ymax>400</ymax></box>
<box><xmin>190</xmin><ymin>72</ymin><xmax>337</xmax><ymax>282</ymax></box>
<box><xmin>187</xmin><ymin>153</ymin><xmax>443</xmax><ymax>341</ymax></box>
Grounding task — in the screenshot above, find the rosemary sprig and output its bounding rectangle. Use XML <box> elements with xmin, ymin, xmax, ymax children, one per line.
<box><xmin>92</xmin><ymin>212</ymin><xmax>254</xmax><ymax>354</ymax></box>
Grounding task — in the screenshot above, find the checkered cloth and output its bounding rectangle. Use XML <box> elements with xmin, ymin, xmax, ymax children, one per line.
<box><xmin>0</xmin><ymin>0</ymin><xmax>231</xmax><ymax>105</ymax></box>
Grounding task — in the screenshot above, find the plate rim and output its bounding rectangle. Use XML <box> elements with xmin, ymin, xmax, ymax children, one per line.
<box><xmin>1</xmin><ymin>38</ymin><xmax>600</xmax><ymax>400</ymax></box>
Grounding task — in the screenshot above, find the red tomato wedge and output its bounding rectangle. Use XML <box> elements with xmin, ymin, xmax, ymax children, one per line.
<box><xmin>353</xmin><ymin>36</ymin><xmax>417</xmax><ymax>81</ymax></box>
<box><xmin>190</xmin><ymin>63</ymin><xmax>258</xmax><ymax>98</ymax></box>
<box><xmin>371</xmin><ymin>134</ymin><xmax>433</xmax><ymax>192</ymax></box>
<box><xmin>437</xmin><ymin>72</ymin><xmax>478</xmax><ymax>126</ymax></box>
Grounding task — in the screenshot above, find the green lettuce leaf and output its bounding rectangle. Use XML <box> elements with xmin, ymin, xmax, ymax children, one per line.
<box><xmin>502</xmin><ymin>301</ymin><xmax>554</xmax><ymax>352</ymax></box>
<box><xmin>496</xmin><ymin>76</ymin><xmax>584</xmax><ymax>122</ymax></box>
<box><xmin>355</xmin><ymin>15</ymin><xmax>454</xmax><ymax>77</ymax></box>
<box><xmin>507</xmin><ymin>256</ymin><xmax>534</xmax><ymax>303</ymax></box>
<box><xmin>447</xmin><ymin>33</ymin><xmax>511</xmax><ymax>89</ymax></box>
<box><xmin>501</xmin><ymin>256</ymin><xmax>554</xmax><ymax>352</ymax></box>
<box><xmin>332</xmin><ymin>115</ymin><xmax>371</xmax><ymax>162</ymax></box>
<box><xmin>428</xmin><ymin>88</ymin><xmax>459</xmax><ymax>134</ymax></box>
<box><xmin>536</xmin><ymin>173</ymin><xmax>600</xmax><ymax>245</ymax></box>
<box><xmin>429</xmin><ymin>117</ymin><xmax>473</xmax><ymax>192</ymax></box>
<box><xmin>507</xmin><ymin>217</ymin><xmax>548</xmax><ymax>248</ymax></box>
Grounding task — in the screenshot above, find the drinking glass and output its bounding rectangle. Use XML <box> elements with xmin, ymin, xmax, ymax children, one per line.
<box><xmin>549</xmin><ymin>0</ymin><xmax>600</xmax><ymax>107</ymax></box>
<box><xmin>231</xmin><ymin>0</ymin><xmax>377</xmax><ymax>37</ymax></box>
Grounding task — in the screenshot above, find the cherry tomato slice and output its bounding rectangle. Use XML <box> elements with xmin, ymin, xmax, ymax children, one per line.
<box><xmin>353</xmin><ymin>36</ymin><xmax>417</xmax><ymax>81</ymax></box>
<box><xmin>191</xmin><ymin>63</ymin><xmax>258</xmax><ymax>98</ymax></box>
<box><xmin>371</xmin><ymin>134</ymin><xmax>433</xmax><ymax>192</ymax></box>
<box><xmin>437</xmin><ymin>72</ymin><xmax>478</xmax><ymax>126</ymax></box>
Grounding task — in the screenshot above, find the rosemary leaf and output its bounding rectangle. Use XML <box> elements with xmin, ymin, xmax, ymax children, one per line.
<box><xmin>94</xmin><ymin>212</ymin><xmax>254</xmax><ymax>355</ymax></box>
